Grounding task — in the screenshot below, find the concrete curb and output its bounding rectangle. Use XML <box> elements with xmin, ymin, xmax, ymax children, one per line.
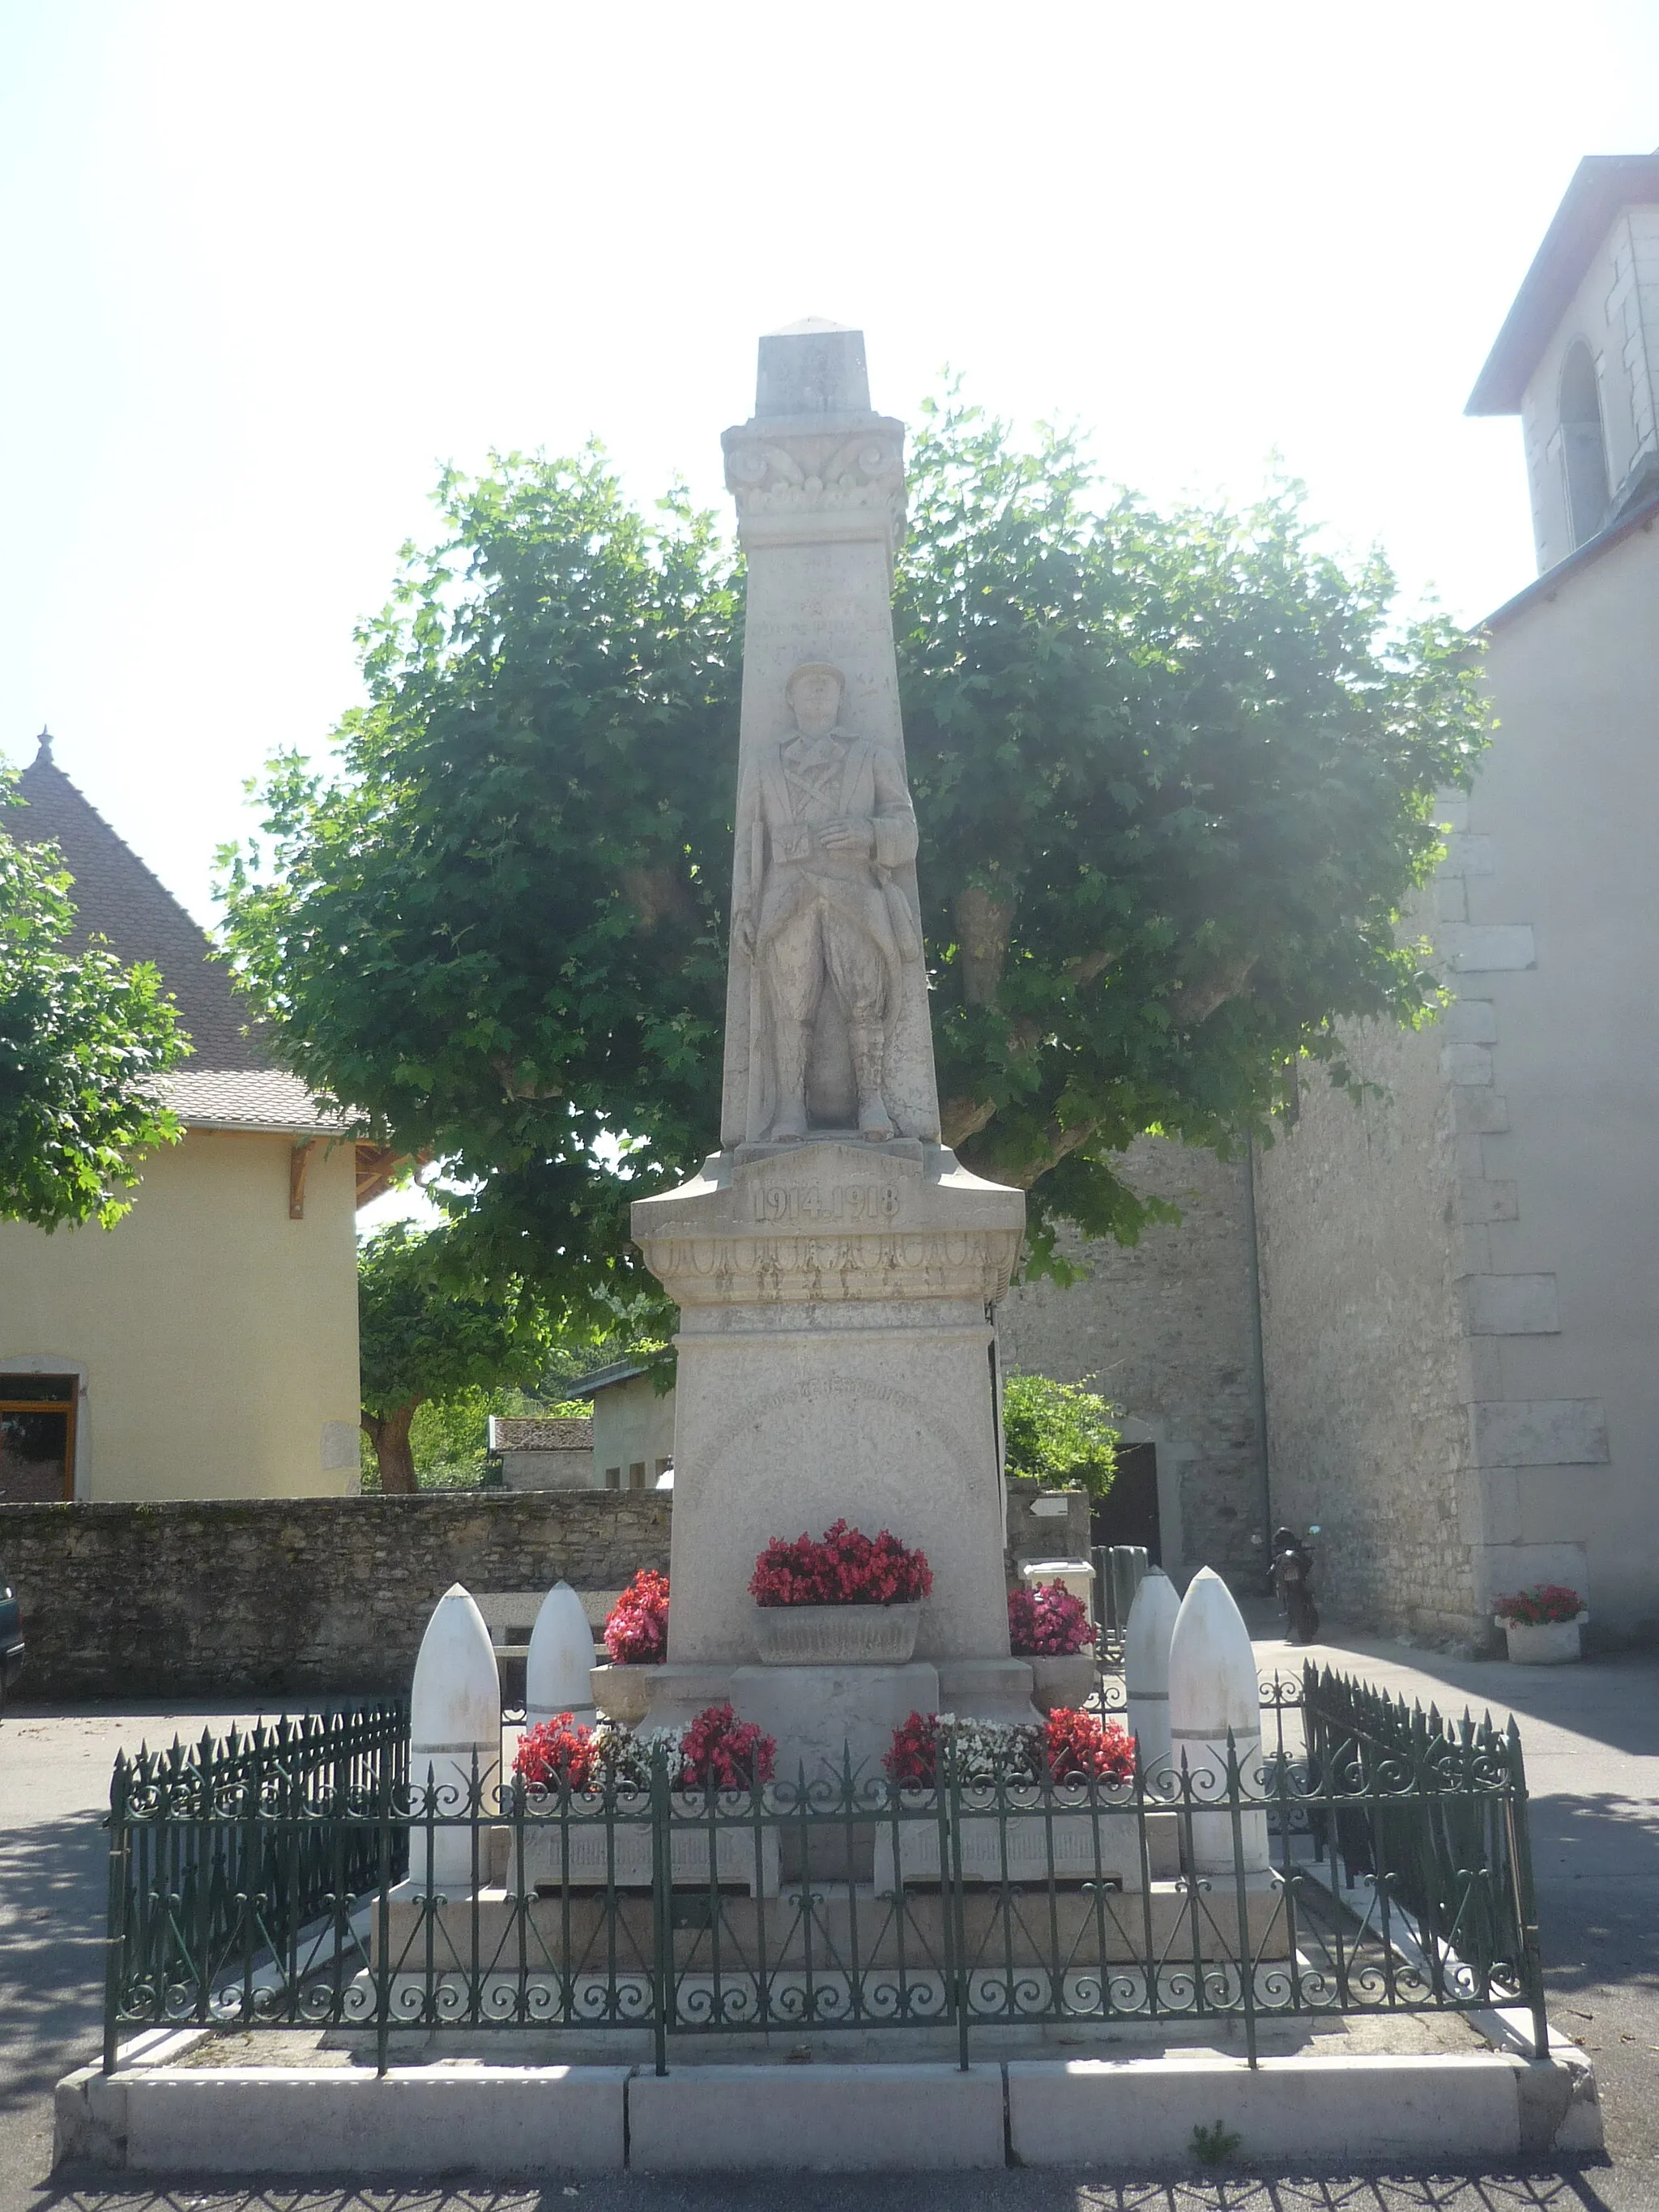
<box><xmin>56</xmin><ymin>2044</ymin><xmax>1602</xmax><ymax>2176</ymax></box>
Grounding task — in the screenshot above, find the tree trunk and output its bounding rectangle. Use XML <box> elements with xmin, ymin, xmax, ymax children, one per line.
<box><xmin>362</xmin><ymin>1403</ymin><xmax>420</xmax><ymax>1494</ymax></box>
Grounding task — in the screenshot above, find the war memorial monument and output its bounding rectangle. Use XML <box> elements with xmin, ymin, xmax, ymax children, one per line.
<box><xmin>630</xmin><ymin>319</ymin><xmax>1033</xmax><ymax>1773</ymax></box>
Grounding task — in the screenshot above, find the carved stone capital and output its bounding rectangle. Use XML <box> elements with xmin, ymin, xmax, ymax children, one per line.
<box><xmin>721</xmin><ymin>414</ymin><xmax>906</xmax><ymax>548</ymax></box>
<box><xmin>632</xmin><ymin>1140</ymin><xmax>1025</xmax><ymax>1311</ymax></box>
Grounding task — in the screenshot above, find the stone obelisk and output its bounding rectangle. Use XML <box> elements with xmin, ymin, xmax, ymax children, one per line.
<box><xmin>630</xmin><ymin>322</ymin><xmax>1032</xmax><ymax>1762</ymax></box>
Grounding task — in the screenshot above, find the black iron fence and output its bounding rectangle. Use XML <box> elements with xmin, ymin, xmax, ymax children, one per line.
<box><xmin>103</xmin><ymin>1667</ymin><xmax>1546</xmax><ymax>2077</ymax></box>
<box><xmin>103</xmin><ymin>1704</ymin><xmax>408</xmax><ymax>2069</ymax></box>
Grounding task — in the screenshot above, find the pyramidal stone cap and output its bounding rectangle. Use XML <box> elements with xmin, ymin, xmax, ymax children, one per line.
<box><xmin>1167</xmin><ymin>1566</ymin><xmax>1260</xmax><ymax>1741</ymax></box>
<box><xmin>755</xmin><ymin>318</ymin><xmax>871</xmax><ymax>420</ymax></box>
<box><xmin>527</xmin><ymin>1581</ymin><xmax>598</xmax><ymax>1725</ymax></box>
<box><xmin>1124</xmin><ymin>1567</ymin><xmax>1181</xmax><ymax>1768</ymax></box>
<box><xmin>410</xmin><ymin>1582</ymin><xmax>501</xmax><ymax>1759</ymax></box>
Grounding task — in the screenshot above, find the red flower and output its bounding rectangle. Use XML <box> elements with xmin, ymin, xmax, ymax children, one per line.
<box><xmin>604</xmin><ymin>1569</ymin><xmax>670</xmax><ymax>1664</ymax></box>
<box><xmin>1043</xmin><ymin>1707</ymin><xmax>1135</xmax><ymax>1784</ymax></box>
<box><xmin>749</xmin><ymin>1521</ymin><xmax>933</xmax><ymax>1607</ymax></box>
<box><xmin>679</xmin><ymin>1702</ymin><xmax>776</xmax><ymax>1792</ymax></box>
<box><xmin>1008</xmin><ymin>1581</ymin><xmax>1094</xmax><ymax>1657</ymax></box>
<box><xmin>883</xmin><ymin>1710</ymin><xmax>941</xmax><ymax>1788</ymax></box>
<box><xmin>514</xmin><ymin>1715</ymin><xmax>595</xmax><ymax>1794</ymax></box>
<box><xmin>1494</xmin><ymin>1583</ymin><xmax>1582</xmax><ymax>1626</ymax></box>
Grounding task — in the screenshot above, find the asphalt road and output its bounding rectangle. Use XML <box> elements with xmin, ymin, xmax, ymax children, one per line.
<box><xmin>2</xmin><ymin>1626</ymin><xmax>1655</xmax><ymax>2212</ymax></box>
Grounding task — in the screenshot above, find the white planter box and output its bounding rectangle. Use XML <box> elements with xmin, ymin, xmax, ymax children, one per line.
<box><xmin>514</xmin><ymin>1796</ymin><xmax>779</xmax><ymax>1895</ymax></box>
<box><xmin>872</xmin><ymin>1797</ymin><xmax>1148</xmax><ymax>1894</ymax></box>
<box><xmin>752</xmin><ymin>1601</ymin><xmax>922</xmax><ymax>1666</ymax></box>
<box><xmin>1500</xmin><ymin>1615</ymin><xmax>1585</xmax><ymax>1665</ymax></box>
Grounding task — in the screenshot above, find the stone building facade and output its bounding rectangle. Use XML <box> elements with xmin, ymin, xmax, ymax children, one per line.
<box><xmin>1010</xmin><ymin>156</ymin><xmax>1659</xmax><ymax>1647</ymax></box>
<box><xmin>1256</xmin><ymin>155</ymin><xmax>1659</xmax><ymax>1647</ymax></box>
<box><xmin>997</xmin><ymin>1135</ymin><xmax>1266</xmax><ymax>1588</ymax></box>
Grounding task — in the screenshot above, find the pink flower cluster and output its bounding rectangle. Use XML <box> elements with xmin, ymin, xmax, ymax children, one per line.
<box><xmin>749</xmin><ymin>1519</ymin><xmax>933</xmax><ymax>1608</ymax></box>
<box><xmin>514</xmin><ymin>1715</ymin><xmax>596</xmax><ymax>1794</ymax></box>
<box><xmin>679</xmin><ymin>1702</ymin><xmax>777</xmax><ymax>1791</ymax></box>
<box><xmin>604</xmin><ymin>1569</ymin><xmax>669</xmax><ymax>1664</ymax></box>
<box><xmin>1494</xmin><ymin>1583</ymin><xmax>1582</xmax><ymax>1626</ymax></box>
<box><xmin>1007</xmin><ymin>1580</ymin><xmax>1095</xmax><ymax>1657</ymax></box>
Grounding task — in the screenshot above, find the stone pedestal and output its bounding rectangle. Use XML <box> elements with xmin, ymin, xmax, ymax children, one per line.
<box><xmin>731</xmin><ymin>1662</ymin><xmax>938</xmax><ymax>1787</ymax></box>
<box><xmin>633</xmin><ymin>1140</ymin><xmax>1026</xmax><ymax>1735</ymax></box>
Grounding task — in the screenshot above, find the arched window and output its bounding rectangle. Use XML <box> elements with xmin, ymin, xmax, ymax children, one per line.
<box><xmin>1560</xmin><ymin>341</ymin><xmax>1609</xmax><ymax>548</ymax></box>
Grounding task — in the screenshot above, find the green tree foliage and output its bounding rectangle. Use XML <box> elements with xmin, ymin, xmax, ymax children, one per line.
<box><xmin>1000</xmin><ymin>1371</ymin><xmax>1118</xmax><ymax>1497</ymax></box>
<box><xmin>356</xmin><ymin>1221</ymin><xmax>556</xmax><ymax>1492</ymax></box>
<box><xmin>0</xmin><ymin>772</ymin><xmax>185</xmax><ymax>1229</ymax></box>
<box><xmin>221</xmin><ymin>400</ymin><xmax>1486</xmax><ymax>1306</ymax></box>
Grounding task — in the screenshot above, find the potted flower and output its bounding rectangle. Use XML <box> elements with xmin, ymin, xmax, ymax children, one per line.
<box><xmin>1494</xmin><ymin>1584</ymin><xmax>1588</xmax><ymax>1664</ymax></box>
<box><xmin>511</xmin><ymin>1703</ymin><xmax>780</xmax><ymax>1894</ymax></box>
<box><xmin>1008</xmin><ymin>1581</ymin><xmax>1098</xmax><ymax>1711</ymax></box>
<box><xmin>591</xmin><ymin>1568</ymin><xmax>668</xmax><ymax>1724</ymax></box>
<box><xmin>748</xmin><ymin>1519</ymin><xmax>932</xmax><ymax>1664</ymax></box>
<box><xmin>874</xmin><ymin>1707</ymin><xmax>1158</xmax><ymax>1892</ymax></box>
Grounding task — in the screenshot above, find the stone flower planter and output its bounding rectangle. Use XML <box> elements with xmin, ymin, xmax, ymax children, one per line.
<box><xmin>514</xmin><ymin>1794</ymin><xmax>779</xmax><ymax>1895</ymax></box>
<box><xmin>589</xmin><ymin>1664</ymin><xmax>657</xmax><ymax>1725</ymax></box>
<box><xmin>1499</xmin><ymin>1614</ymin><xmax>1586</xmax><ymax>1665</ymax></box>
<box><xmin>1024</xmin><ymin>1653</ymin><xmax>1098</xmax><ymax>1713</ymax></box>
<box><xmin>872</xmin><ymin>1795</ymin><xmax>1177</xmax><ymax>1894</ymax></box>
<box><xmin>753</xmin><ymin>1600</ymin><xmax>922</xmax><ymax>1667</ymax></box>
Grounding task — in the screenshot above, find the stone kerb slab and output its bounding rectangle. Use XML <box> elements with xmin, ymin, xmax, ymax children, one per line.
<box><xmin>57</xmin><ymin>2047</ymin><xmax>1600</xmax><ymax>2175</ymax></box>
<box><xmin>1004</xmin><ymin>2052</ymin><xmax>1533</xmax><ymax>2166</ymax></box>
<box><xmin>627</xmin><ymin>2062</ymin><xmax>1006</xmax><ymax>2172</ymax></box>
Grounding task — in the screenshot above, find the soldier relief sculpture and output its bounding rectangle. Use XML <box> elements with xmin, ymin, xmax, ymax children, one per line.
<box><xmin>730</xmin><ymin>663</ymin><xmax>930</xmax><ymax>1146</ymax></box>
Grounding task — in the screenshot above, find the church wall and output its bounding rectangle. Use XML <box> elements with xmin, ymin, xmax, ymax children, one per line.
<box><xmin>1464</xmin><ymin>523</ymin><xmax>1659</xmax><ymax>1643</ymax></box>
<box><xmin>1254</xmin><ymin>521</ymin><xmax>1659</xmax><ymax>1647</ymax></box>
<box><xmin>1251</xmin><ymin>982</ymin><xmax>1482</xmax><ymax>1644</ymax></box>
<box><xmin>1520</xmin><ymin>207</ymin><xmax>1659</xmax><ymax>569</ymax></box>
<box><xmin>0</xmin><ymin>1128</ymin><xmax>361</xmax><ymax>1501</ymax></box>
<box><xmin>996</xmin><ymin>1135</ymin><xmax>1265</xmax><ymax>1585</ymax></box>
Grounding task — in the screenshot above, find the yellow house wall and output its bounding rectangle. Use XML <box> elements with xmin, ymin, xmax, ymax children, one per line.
<box><xmin>0</xmin><ymin>1130</ymin><xmax>361</xmax><ymax>1500</ymax></box>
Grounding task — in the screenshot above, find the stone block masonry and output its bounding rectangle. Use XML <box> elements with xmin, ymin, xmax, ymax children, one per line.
<box><xmin>0</xmin><ymin>1493</ymin><xmax>670</xmax><ymax>1701</ymax></box>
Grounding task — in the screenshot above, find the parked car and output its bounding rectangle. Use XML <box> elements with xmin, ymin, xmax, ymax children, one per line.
<box><xmin>0</xmin><ymin>1564</ymin><xmax>24</xmax><ymax>1706</ymax></box>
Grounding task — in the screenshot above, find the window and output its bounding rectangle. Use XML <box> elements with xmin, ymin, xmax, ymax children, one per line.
<box><xmin>1560</xmin><ymin>341</ymin><xmax>1609</xmax><ymax>549</ymax></box>
<box><xmin>0</xmin><ymin>1377</ymin><xmax>77</xmax><ymax>1503</ymax></box>
<box><xmin>629</xmin><ymin>1462</ymin><xmax>646</xmax><ymax>1490</ymax></box>
<box><xmin>604</xmin><ymin>1466</ymin><xmax>621</xmax><ymax>1490</ymax></box>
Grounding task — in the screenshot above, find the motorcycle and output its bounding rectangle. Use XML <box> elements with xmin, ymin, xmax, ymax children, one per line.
<box><xmin>1269</xmin><ymin>1524</ymin><xmax>1321</xmax><ymax>1644</ymax></box>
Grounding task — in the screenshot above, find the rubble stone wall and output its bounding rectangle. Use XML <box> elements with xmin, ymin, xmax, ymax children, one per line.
<box><xmin>0</xmin><ymin>1492</ymin><xmax>672</xmax><ymax>1700</ymax></box>
<box><xmin>997</xmin><ymin>1135</ymin><xmax>1267</xmax><ymax>1583</ymax></box>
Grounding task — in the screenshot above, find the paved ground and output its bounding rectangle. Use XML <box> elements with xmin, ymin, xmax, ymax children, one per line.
<box><xmin>2</xmin><ymin>1622</ymin><xmax>1655</xmax><ymax>2211</ymax></box>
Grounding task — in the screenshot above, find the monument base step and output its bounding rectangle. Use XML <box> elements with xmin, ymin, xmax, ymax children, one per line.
<box><xmin>57</xmin><ymin>2039</ymin><xmax>1601</xmax><ymax>2175</ymax></box>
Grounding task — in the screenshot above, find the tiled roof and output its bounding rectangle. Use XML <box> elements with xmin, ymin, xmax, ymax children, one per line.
<box><xmin>489</xmin><ymin>1417</ymin><xmax>595</xmax><ymax>1453</ymax></box>
<box><xmin>3</xmin><ymin>742</ymin><xmax>334</xmax><ymax>1133</ymax></box>
<box><xmin>159</xmin><ymin>1068</ymin><xmax>343</xmax><ymax>1136</ymax></box>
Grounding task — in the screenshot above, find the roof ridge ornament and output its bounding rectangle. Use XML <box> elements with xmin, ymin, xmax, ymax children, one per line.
<box><xmin>34</xmin><ymin>725</ymin><xmax>53</xmax><ymax>764</ymax></box>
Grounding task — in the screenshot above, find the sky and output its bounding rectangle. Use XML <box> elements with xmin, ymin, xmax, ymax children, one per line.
<box><xmin>2</xmin><ymin>2</ymin><xmax>1657</xmax><ymax>932</ymax></box>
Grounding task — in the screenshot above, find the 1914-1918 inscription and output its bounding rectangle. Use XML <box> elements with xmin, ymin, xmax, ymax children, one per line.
<box><xmin>751</xmin><ymin>1181</ymin><xmax>902</xmax><ymax>1225</ymax></box>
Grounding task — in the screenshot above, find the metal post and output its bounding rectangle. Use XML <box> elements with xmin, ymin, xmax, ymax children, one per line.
<box><xmin>102</xmin><ymin>1758</ymin><xmax>130</xmax><ymax>2074</ymax></box>
<box><xmin>1505</xmin><ymin>1719</ymin><xmax>1550</xmax><ymax>2061</ymax></box>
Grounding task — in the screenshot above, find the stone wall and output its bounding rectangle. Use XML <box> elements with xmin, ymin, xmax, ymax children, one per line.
<box><xmin>0</xmin><ymin>1493</ymin><xmax>671</xmax><ymax>1702</ymax></box>
<box><xmin>997</xmin><ymin>1135</ymin><xmax>1266</xmax><ymax>1583</ymax></box>
<box><xmin>1252</xmin><ymin>1001</ymin><xmax>1482</xmax><ymax>1645</ymax></box>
